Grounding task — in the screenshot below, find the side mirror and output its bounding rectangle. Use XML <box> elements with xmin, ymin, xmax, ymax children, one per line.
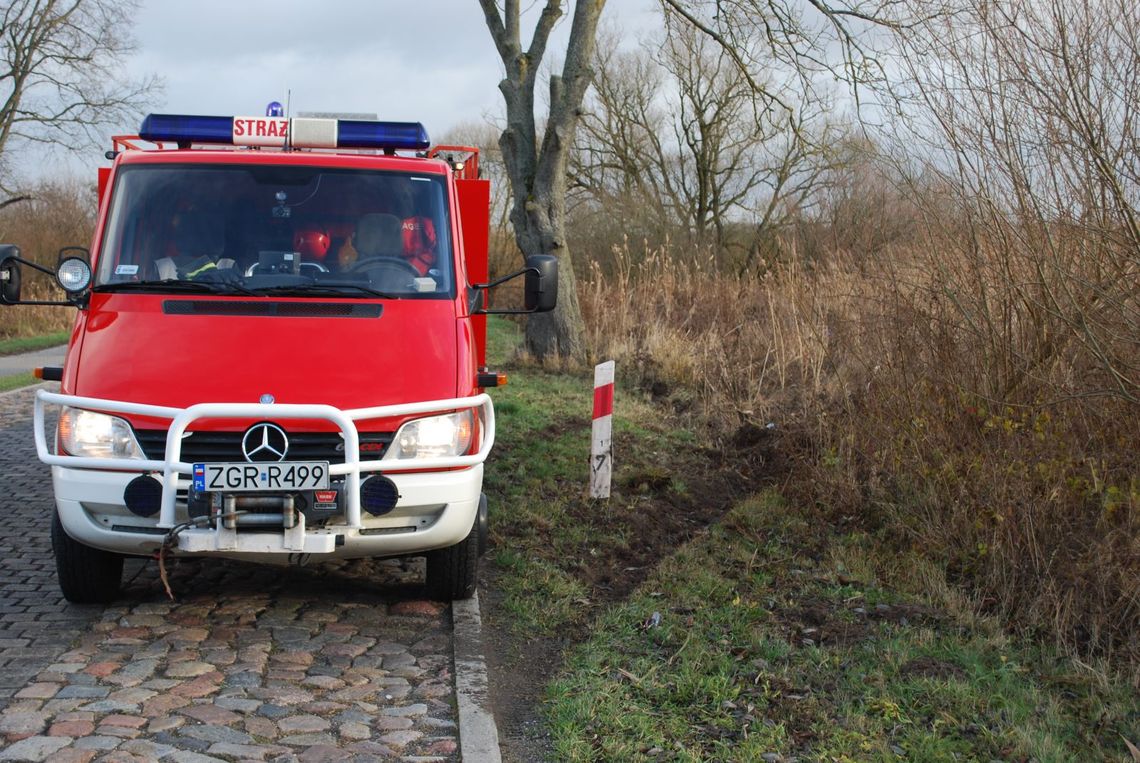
<box><xmin>0</xmin><ymin>244</ymin><xmax>90</xmax><ymax>307</ymax></box>
<box><xmin>472</xmin><ymin>254</ymin><xmax>560</xmax><ymax>315</ymax></box>
<box><xmin>524</xmin><ymin>255</ymin><xmax>558</xmax><ymax>313</ymax></box>
<box><xmin>0</xmin><ymin>245</ymin><xmax>22</xmax><ymax>304</ymax></box>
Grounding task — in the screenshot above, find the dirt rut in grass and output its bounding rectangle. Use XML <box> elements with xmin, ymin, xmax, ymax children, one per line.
<box><xmin>482</xmin><ymin>424</ymin><xmax>778</xmax><ymax>762</ymax></box>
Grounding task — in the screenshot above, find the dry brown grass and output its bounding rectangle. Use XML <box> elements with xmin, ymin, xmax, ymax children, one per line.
<box><xmin>577</xmin><ymin>223</ymin><xmax>1139</xmax><ymax>668</ymax></box>
<box><xmin>580</xmin><ymin>236</ymin><xmax>867</xmax><ymax>429</ymax></box>
<box><xmin>0</xmin><ymin>180</ymin><xmax>96</xmax><ymax>340</ymax></box>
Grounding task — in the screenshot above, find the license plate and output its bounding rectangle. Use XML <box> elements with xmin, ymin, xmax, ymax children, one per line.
<box><xmin>192</xmin><ymin>462</ymin><xmax>329</xmax><ymax>492</ymax></box>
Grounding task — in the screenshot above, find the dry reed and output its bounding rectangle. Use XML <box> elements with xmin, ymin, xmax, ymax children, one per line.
<box><xmin>579</xmin><ymin>226</ymin><xmax>1139</xmax><ymax>667</ymax></box>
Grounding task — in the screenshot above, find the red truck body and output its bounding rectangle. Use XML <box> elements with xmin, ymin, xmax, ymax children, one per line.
<box><xmin>0</xmin><ymin>112</ymin><xmax>553</xmax><ymax>604</ymax></box>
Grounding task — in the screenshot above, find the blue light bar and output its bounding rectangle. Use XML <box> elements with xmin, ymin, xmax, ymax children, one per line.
<box><xmin>338</xmin><ymin>120</ymin><xmax>430</xmax><ymax>150</ymax></box>
<box><xmin>138</xmin><ymin>113</ymin><xmax>430</xmax><ymax>151</ymax></box>
<box><xmin>139</xmin><ymin>114</ymin><xmax>234</xmax><ymax>144</ymax></box>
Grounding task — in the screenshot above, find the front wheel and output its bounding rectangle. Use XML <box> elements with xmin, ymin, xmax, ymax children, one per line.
<box><xmin>51</xmin><ymin>512</ymin><xmax>124</xmax><ymax>604</ymax></box>
<box><xmin>425</xmin><ymin>521</ymin><xmax>480</xmax><ymax>601</ymax></box>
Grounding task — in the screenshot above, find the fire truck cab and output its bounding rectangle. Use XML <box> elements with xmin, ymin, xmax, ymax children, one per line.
<box><xmin>0</xmin><ymin>110</ymin><xmax>556</xmax><ymax>603</ymax></box>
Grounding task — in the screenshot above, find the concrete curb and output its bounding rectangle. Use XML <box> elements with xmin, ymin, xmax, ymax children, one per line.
<box><xmin>452</xmin><ymin>591</ymin><xmax>503</xmax><ymax>762</ymax></box>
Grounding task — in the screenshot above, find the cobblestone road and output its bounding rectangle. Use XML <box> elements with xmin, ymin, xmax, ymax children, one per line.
<box><xmin>0</xmin><ymin>386</ymin><xmax>461</xmax><ymax>762</ymax></box>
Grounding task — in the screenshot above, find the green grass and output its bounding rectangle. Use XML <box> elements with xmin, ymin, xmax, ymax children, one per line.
<box><xmin>543</xmin><ymin>494</ymin><xmax>1140</xmax><ymax>762</ymax></box>
<box><xmin>480</xmin><ymin>317</ymin><xmax>1139</xmax><ymax>761</ymax></box>
<box><xmin>0</xmin><ymin>372</ymin><xmax>37</xmax><ymax>392</ymax></box>
<box><xmin>482</xmin><ymin>317</ymin><xmax>716</xmax><ymax>636</ymax></box>
<box><xmin>0</xmin><ymin>331</ymin><xmax>69</xmax><ymax>356</ymax></box>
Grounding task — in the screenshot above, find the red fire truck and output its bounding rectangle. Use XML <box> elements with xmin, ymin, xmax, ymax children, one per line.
<box><xmin>0</xmin><ymin>108</ymin><xmax>556</xmax><ymax>603</ymax></box>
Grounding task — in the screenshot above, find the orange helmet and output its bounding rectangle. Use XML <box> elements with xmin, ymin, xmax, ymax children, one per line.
<box><xmin>293</xmin><ymin>226</ymin><xmax>331</xmax><ymax>260</ymax></box>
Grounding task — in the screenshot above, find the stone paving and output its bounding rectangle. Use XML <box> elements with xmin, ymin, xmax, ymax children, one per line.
<box><xmin>0</xmin><ymin>387</ymin><xmax>462</xmax><ymax>762</ymax></box>
<box><xmin>0</xmin><ymin>385</ymin><xmax>99</xmax><ymax>700</ymax></box>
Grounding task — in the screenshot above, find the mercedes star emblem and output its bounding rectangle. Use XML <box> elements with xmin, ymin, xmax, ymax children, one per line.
<box><xmin>241</xmin><ymin>422</ymin><xmax>289</xmax><ymax>462</ymax></box>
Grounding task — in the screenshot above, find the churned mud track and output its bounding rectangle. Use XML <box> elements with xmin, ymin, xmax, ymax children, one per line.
<box><xmin>482</xmin><ymin>419</ymin><xmax>779</xmax><ymax>762</ymax></box>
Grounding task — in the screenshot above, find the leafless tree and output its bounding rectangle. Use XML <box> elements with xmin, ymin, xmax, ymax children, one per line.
<box><xmin>438</xmin><ymin>119</ymin><xmax>518</xmax><ymax>278</ymax></box>
<box><xmin>571</xmin><ymin>16</ymin><xmax>844</xmax><ymax>272</ymax></box>
<box><xmin>659</xmin><ymin>0</ymin><xmax>908</xmax><ymax>112</ymax></box>
<box><xmin>0</xmin><ymin>0</ymin><xmax>158</xmax><ymax>202</ymax></box>
<box><xmin>480</xmin><ymin>0</ymin><xmax>911</xmax><ymax>357</ymax></box>
<box><xmin>569</xmin><ymin>29</ymin><xmax>673</xmax><ymax>247</ymax></box>
<box><xmin>667</xmin><ymin>18</ymin><xmax>783</xmax><ymax>252</ymax></box>
<box><xmin>892</xmin><ymin>0</ymin><xmax>1140</xmax><ymax>406</ymax></box>
<box><xmin>479</xmin><ymin>0</ymin><xmax>606</xmax><ymax>361</ymax></box>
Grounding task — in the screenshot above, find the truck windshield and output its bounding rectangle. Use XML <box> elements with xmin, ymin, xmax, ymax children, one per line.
<box><xmin>95</xmin><ymin>164</ymin><xmax>454</xmax><ymax>298</ymax></box>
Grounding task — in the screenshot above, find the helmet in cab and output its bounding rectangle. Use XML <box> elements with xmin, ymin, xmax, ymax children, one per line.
<box><xmin>293</xmin><ymin>226</ymin><xmax>331</xmax><ymax>261</ymax></box>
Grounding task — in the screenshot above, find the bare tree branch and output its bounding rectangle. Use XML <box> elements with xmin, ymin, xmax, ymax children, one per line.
<box><xmin>0</xmin><ymin>0</ymin><xmax>160</xmax><ymax>193</ymax></box>
<box><xmin>571</xmin><ymin>16</ymin><xmax>844</xmax><ymax>269</ymax></box>
<box><xmin>660</xmin><ymin>0</ymin><xmax>915</xmax><ymax>121</ymax></box>
<box><xmin>0</xmin><ymin>193</ymin><xmax>32</xmax><ymax>211</ymax></box>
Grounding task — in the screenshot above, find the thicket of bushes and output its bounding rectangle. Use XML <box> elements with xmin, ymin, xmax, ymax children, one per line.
<box><xmin>572</xmin><ymin>162</ymin><xmax>1139</xmax><ymax>669</ymax></box>
<box><xmin>561</xmin><ymin>0</ymin><xmax>1140</xmax><ymax>671</ymax></box>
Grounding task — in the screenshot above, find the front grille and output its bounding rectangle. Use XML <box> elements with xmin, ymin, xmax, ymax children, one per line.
<box><xmin>135</xmin><ymin>429</ymin><xmax>392</xmax><ymax>463</ymax></box>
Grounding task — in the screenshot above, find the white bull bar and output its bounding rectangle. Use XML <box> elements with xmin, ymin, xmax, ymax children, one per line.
<box><xmin>33</xmin><ymin>389</ymin><xmax>495</xmax><ymax>530</ymax></box>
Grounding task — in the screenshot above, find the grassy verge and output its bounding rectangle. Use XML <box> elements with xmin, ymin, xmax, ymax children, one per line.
<box><xmin>544</xmin><ymin>493</ymin><xmax>1139</xmax><ymax>761</ymax></box>
<box><xmin>0</xmin><ymin>331</ymin><xmax>69</xmax><ymax>356</ymax></box>
<box><xmin>0</xmin><ymin>373</ymin><xmax>37</xmax><ymax>393</ymax></box>
<box><xmin>482</xmin><ymin>318</ymin><xmax>1139</xmax><ymax>762</ymax></box>
<box><xmin>483</xmin><ymin>318</ymin><xmax>752</xmax><ymax>639</ymax></box>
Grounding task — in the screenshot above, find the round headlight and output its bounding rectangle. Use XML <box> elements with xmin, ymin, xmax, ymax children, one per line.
<box><xmin>57</xmin><ymin>257</ymin><xmax>92</xmax><ymax>293</ymax></box>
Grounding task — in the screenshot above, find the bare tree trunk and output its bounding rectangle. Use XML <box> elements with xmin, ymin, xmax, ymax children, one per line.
<box><xmin>480</xmin><ymin>0</ymin><xmax>604</xmax><ymax>362</ymax></box>
<box><xmin>517</xmin><ymin>208</ymin><xmax>585</xmax><ymax>359</ymax></box>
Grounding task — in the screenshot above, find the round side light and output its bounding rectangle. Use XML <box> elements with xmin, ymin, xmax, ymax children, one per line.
<box><xmin>57</xmin><ymin>257</ymin><xmax>92</xmax><ymax>293</ymax></box>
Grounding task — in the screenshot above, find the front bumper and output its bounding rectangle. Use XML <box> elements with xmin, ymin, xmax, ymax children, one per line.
<box><xmin>34</xmin><ymin>389</ymin><xmax>493</xmax><ymax>560</ymax></box>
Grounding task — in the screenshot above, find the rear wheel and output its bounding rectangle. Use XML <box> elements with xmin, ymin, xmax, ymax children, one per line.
<box><xmin>425</xmin><ymin>521</ymin><xmax>480</xmax><ymax>601</ymax></box>
<box><xmin>51</xmin><ymin>512</ymin><xmax>124</xmax><ymax>604</ymax></box>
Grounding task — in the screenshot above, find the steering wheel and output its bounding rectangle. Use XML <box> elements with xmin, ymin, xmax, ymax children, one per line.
<box><xmin>346</xmin><ymin>256</ymin><xmax>420</xmax><ymax>277</ymax></box>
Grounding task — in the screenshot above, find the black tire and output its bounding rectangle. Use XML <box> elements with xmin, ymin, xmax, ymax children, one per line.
<box><xmin>425</xmin><ymin>520</ymin><xmax>480</xmax><ymax>601</ymax></box>
<box><xmin>51</xmin><ymin>512</ymin><xmax>123</xmax><ymax>604</ymax></box>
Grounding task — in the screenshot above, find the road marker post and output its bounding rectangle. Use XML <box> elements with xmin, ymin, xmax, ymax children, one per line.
<box><xmin>590</xmin><ymin>360</ymin><xmax>615</xmax><ymax>499</ymax></box>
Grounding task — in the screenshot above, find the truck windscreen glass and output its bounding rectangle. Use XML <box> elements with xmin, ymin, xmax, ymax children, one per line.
<box><xmin>95</xmin><ymin>165</ymin><xmax>455</xmax><ymax>299</ymax></box>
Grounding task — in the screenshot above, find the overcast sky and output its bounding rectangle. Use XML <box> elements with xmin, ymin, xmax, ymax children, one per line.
<box><xmin>28</xmin><ymin>0</ymin><xmax>662</xmax><ymax>181</ymax></box>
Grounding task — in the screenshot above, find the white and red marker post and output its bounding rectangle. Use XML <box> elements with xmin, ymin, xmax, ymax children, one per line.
<box><xmin>590</xmin><ymin>360</ymin><xmax>615</xmax><ymax>499</ymax></box>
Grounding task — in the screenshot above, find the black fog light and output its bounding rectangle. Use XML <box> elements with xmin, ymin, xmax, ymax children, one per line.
<box><xmin>360</xmin><ymin>475</ymin><xmax>400</xmax><ymax>517</ymax></box>
<box><xmin>124</xmin><ymin>475</ymin><xmax>162</xmax><ymax>517</ymax></box>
